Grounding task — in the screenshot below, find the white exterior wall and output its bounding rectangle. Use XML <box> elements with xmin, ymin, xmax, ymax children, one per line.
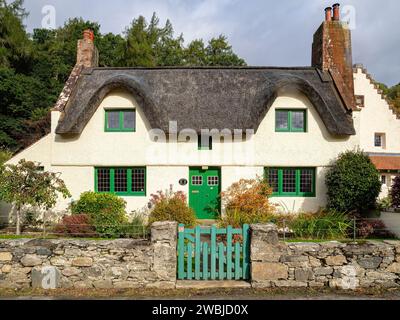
<box><xmin>354</xmin><ymin>67</ymin><xmax>400</xmax><ymax>197</ymax></box>
<box><xmin>354</xmin><ymin>68</ymin><xmax>400</xmax><ymax>153</ymax></box>
<box><xmin>2</xmin><ymin>87</ymin><xmax>361</xmax><ymax>219</ymax></box>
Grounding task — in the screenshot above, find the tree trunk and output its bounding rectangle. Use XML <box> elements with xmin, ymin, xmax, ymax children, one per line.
<box><xmin>16</xmin><ymin>207</ymin><xmax>21</xmax><ymax>235</ymax></box>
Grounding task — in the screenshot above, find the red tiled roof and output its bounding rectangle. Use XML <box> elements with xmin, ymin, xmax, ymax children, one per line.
<box><xmin>370</xmin><ymin>155</ymin><xmax>400</xmax><ymax>171</ymax></box>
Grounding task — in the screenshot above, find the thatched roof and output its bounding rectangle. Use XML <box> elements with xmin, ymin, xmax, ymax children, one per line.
<box><xmin>55</xmin><ymin>67</ymin><xmax>356</xmax><ymax>136</ymax></box>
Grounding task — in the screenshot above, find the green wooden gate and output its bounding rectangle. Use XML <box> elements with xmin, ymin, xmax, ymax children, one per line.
<box><xmin>177</xmin><ymin>224</ymin><xmax>250</xmax><ymax>280</ymax></box>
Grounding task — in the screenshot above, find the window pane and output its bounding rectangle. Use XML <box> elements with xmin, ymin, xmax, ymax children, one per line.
<box><xmin>114</xmin><ymin>169</ymin><xmax>128</xmax><ymax>192</ymax></box>
<box><xmin>381</xmin><ymin>175</ymin><xmax>386</xmax><ymax>185</ymax></box>
<box><xmin>192</xmin><ymin>176</ymin><xmax>203</xmax><ymax>186</ymax></box>
<box><xmin>300</xmin><ymin>169</ymin><xmax>313</xmax><ymax>193</ymax></box>
<box><xmin>283</xmin><ymin>169</ymin><xmax>296</xmax><ymax>193</ymax></box>
<box><xmin>132</xmin><ymin>168</ymin><xmax>145</xmax><ymax>193</ymax></box>
<box><xmin>375</xmin><ymin>134</ymin><xmax>382</xmax><ymax>147</ymax></box>
<box><xmin>276</xmin><ymin>111</ymin><xmax>289</xmax><ymax>130</ymax></box>
<box><xmin>208</xmin><ymin>176</ymin><xmax>219</xmax><ymax>186</ymax></box>
<box><xmin>97</xmin><ymin>169</ymin><xmax>111</xmax><ymax>192</ymax></box>
<box><xmin>107</xmin><ymin>111</ymin><xmax>120</xmax><ymax>129</ymax></box>
<box><xmin>291</xmin><ymin>111</ymin><xmax>305</xmax><ymax>131</ymax></box>
<box><xmin>123</xmin><ymin>111</ymin><xmax>135</xmax><ymax>129</ymax></box>
<box><xmin>268</xmin><ymin>169</ymin><xmax>279</xmax><ymax>193</ymax></box>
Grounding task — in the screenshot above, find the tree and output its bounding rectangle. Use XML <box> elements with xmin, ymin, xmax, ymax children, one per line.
<box><xmin>0</xmin><ymin>159</ymin><xmax>71</xmax><ymax>234</ymax></box>
<box><xmin>390</xmin><ymin>176</ymin><xmax>400</xmax><ymax>208</ymax></box>
<box><xmin>325</xmin><ymin>150</ymin><xmax>382</xmax><ymax>214</ymax></box>
<box><xmin>205</xmin><ymin>35</ymin><xmax>245</xmax><ymax>66</ymax></box>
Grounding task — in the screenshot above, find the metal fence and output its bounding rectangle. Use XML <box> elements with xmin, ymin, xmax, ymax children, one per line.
<box><xmin>0</xmin><ymin>222</ymin><xmax>150</xmax><ymax>239</ymax></box>
<box><xmin>277</xmin><ymin>217</ymin><xmax>400</xmax><ymax>242</ymax></box>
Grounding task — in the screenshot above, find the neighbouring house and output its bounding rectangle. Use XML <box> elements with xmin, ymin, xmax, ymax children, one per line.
<box><xmin>1</xmin><ymin>4</ymin><xmax>399</xmax><ymax>222</ymax></box>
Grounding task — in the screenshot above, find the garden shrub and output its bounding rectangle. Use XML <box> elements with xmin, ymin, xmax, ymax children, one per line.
<box><xmin>218</xmin><ymin>178</ymin><xmax>276</xmax><ymax>227</ymax></box>
<box><xmin>289</xmin><ymin>210</ymin><xmax>351</xmax><ymax>240</ymax></box>
<box><xmin>148</xmin><ymin>188</ymin><xmax>196</xmax><ymax>226</ymax></box>
<box><xmin>356</xmin><ymin>218</ymin><xmax>396</xmax><ymax>239</ymax></box>
<box><xmin>390</xmin><ymin>176</ymin><xmax>400</xmax><ymax>208</ymax></box>
<box><xmin>54</xmin><ymin>214</ymin><xmax>96</xmax><ymax>237</ymax></box>
<box><xmin>376</xmin><ymin>196</ymin><xmax>392</xmax><ymax>212</ymax></box>
<box><xmin>71</xmin><ymin>192</ymin><xmax>128</xmax><ymax>237</ymax></box>
<box><xmin>326</xmin><ymin>150</ymin><xmax>381</xmax><ymax>215</ymax></box>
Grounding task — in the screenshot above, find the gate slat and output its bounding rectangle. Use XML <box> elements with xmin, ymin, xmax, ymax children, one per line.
<box><xmin>178</xmin><ymin>224</ymin><xmax>185</xmax><ymax>280</ymax></box>
<box><xmin>242</xmin><ymin>224</ymin><xmax>250</xmax><ymax>279</ymax></box>
<box><xmin>195</xmin><ymin>226</ymin><xmax>201</xmax><ymax>280</ymax></box>
<box><xmin>203</xmin><ymin>242</ymin><xmax>208</xmax><ymax>280</ymax></box>
<box><xmin>187</xmin><ymin>243</ymin><xmax>193</xmax><ymax>280</ymax></box>
<box><xmin>218</xmin><ymin>242</ymin><xmax>224</xmax><ymax>280</ymax></box>
<box><xmin>226</xmin><ymin>226</ymin><xmax>233</xmax><ymax>280</ymax></box>
<box><xmin>234</xmin><ymin>242</ymin><xmax>241</xmax><ymax>280</ymax></box>
<box><xmin>211</xmin><ymin>225</ymin><xmax>217</xmax><ymax>280</ymax></box>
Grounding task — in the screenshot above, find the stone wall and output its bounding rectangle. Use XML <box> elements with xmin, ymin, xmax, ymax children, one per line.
<box><xmin>250</xmin><ymin>224</ymin><xmax>400</xmax><ymax>289</ymax></box>
<box><xmin>0</xmin><ymin>221</ymin><xmax>177</xmax><ymax>289</ymax></box>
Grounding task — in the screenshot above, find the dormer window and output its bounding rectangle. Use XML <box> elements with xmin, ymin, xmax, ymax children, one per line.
<box><xmin>198</xmin><ymin>134</ymin><xmax>212</xmax><ymax>150</ymax></box>
<box><xmin>275</xmin><ymin>110</ymin><xmax>307</xmax><ymax>132</ymax></box>
<box><xmin>374</xmin><ymin>133</ymin><xmax>386</xmax><ymax>148</ymax></box>
<box><xmin>105</xmin><ymin>110</ymin><xmax>136</xmax><ymax>132</ymax></box>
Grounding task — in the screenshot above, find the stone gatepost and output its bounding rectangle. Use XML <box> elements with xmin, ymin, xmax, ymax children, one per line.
<box><xmin>250</xmin><ymin>224</ymin><xmax>288</xmax><ymax>288</ymax></box>
<box><xmin>150</xmin><ymin>221</ymin><xmax>178</xmax><ymax>289</ymax></box>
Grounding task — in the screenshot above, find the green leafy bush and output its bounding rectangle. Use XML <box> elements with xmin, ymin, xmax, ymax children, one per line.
<box><xmin>289</xmin><ymin>210</ymin><xmax>351</xmax><ymax>240</ymax></box>
<box><xmin>377</xmin><ymin>196</ymin><xmax>392</xmax><ymax>211</ymax></box>
<box><xmin>326</xmin><ymin>150</ymin><xmax>381</xmax><ymax>215</ymax></box>
<box><xmin>71</xmin><ymin>192</ymin><xmax>128</xmax><ymax>237</ymax></box>
<box><xmin>148</xmin><ymin>188</ymin><xmax>196</xmax><ymax>226</ymax></box>
<box><xmin>390</xmin><ymin>176</ymin><xmax>400</xmax><ymax>209</ymax></box>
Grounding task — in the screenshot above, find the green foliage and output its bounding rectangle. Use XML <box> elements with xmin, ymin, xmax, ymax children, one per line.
<box><xmin>218</xmin><ymin>209</ymin><xmax>278</xmax><ymax>228</ymax></box>
<box><xmin>390</xmin><ymin>176</ymin><xmax>400</xmax><ymax>208</ymax></box>
<box><xmin>71</xmin><ymin>191</ymin><xmax>128</xmax><ymax>237</ymax></box>
<box><xmin>289</xmin><ymin>210</ymin><xmax>352</xmax><ymax>240</ymax></box>
<box><xmin>376</xmin><ymin>196</ymin><xmax>392</xmax><ymax>211</ymax></box>
<box><xmin>326</xmin><ymin>150</ymin><xmax>382</xmax><ymax>214</ymax></box>
<box><xmin>148</xmin><ymin>188</ymin><xmax>196</xmax><ymax>226</ymax></box>
<box><xmin>0</xmin><ymin>147</ymin><xmax>12</xmax><ymax>164</ymax></box>
<box><xmin>0</xmin><ymin>159</ymin><xmax>71</xmax><ymax>234</ymax></box>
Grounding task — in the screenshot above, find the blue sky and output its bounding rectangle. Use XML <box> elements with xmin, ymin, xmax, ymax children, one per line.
<box><xmin>23</xmin><ymin>0</ymin><xmax>400</xmax><ymax>86</ymax></box>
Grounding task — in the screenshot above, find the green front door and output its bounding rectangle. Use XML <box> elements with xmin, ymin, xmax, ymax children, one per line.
<box><xmin>189</xmin><ymin>167</ymin><xmax>221</xmax><ymax>219</ymax></box>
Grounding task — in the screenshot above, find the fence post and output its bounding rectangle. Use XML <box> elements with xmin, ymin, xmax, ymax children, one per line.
<box><xmin>283</xmin><ymin>219</ymin><xmax>286</xmax><ymax>242</ymax></box>
<box><xmin>353</xmin><ymin>218</ymin><xmax>356</xmax><ymax>242</ymax></box>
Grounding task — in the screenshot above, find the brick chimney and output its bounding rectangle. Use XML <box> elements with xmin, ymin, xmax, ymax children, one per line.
<box><xmin>76</xmin><ymin>29</ymin><xmax>98</xmax><ymax>68</ymax></box>
<box><xmin>312</xmin><ymin>3</ymin><xmax>356</xmax><ymax>110</ymax></box>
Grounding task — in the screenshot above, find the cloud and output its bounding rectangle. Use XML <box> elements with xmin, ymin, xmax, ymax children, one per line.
<box><xmin>23</xmin><ymin>0</ymin><xmax>399</xmax><ymax>86</ymax></box>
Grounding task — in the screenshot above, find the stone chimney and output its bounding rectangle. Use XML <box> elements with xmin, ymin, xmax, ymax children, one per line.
<box><xmin>312</xmin><ymin>3</ymin><xmax>356</xmax><ymax>110</ymax></box>
<box><xmin>76</xmin><ymin>29</ymin><xmax>98</xmax><ymax>68</ymax></box>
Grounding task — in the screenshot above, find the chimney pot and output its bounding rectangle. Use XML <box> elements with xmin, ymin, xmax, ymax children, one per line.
<box><xmin>325</xmin><ymin>7</ymin><xmax>332</xmax><ymax>21</ymax></box>
<box><xmin>83</xmin><ymin>29</ymin><xmax>95</xmax><ymax>42</ymax></box>
<box><xmin>332</xmin><ymin>3</ymin><xmax>340</xmax><ymax>21</ymax></box>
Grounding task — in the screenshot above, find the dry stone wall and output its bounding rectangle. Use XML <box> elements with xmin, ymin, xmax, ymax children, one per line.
<box><xmin>250</xmin><ymin>224</ymin><xmax>400</xmax><ymax>289</ymax></box>
<box><xmin>0</xmin><ymin>221</ymin><xmax>177</xmax><ymax>289</ymax></box>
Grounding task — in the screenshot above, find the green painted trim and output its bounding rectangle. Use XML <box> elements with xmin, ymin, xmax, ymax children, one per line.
<box><xmin>275</xmin><ymin>109</ymin><xmax>307</xmax><ymax>133</ymax></box>
<box><xmin>266</xmin><ymin>167</ymin><xmax>316</xmax><ymax>197</ymax></box>
<box><xmin>94</xmin><ymin>167</ymin><xmax>146</xmax><ymax>197</ymax></box>
<box><xmin>105</xmin><ymin>110</ymin><xmax>136</xmax><ymax>132</ymax></box>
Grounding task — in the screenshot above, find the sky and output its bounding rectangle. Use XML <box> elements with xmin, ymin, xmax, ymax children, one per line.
<box><xmin>22</xmin><ymin>0</ymin><xmax>400</xmax><ymax>86</ymax></box>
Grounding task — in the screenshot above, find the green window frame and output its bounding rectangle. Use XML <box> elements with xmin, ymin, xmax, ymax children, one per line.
<box><xmin>95</xmin><ymin>167</ymin><xmax>146</xmax><ymax>196</ymax></box>
<box><xmin>105</xmin><ymin>110</ymin><xmax>136</xmax><ymax>132</ymax></box>
<box><xmin>265</xmin><ymin>167</ymin><xmax>316</xmax><ymax>197</ymax></box>
<box><xmin>198</xmin><ymin>135</ymin><xmax>213</xmax><ymax>150</ymax></box>
<box><xmin>275</xmin><ymin>109</ymin><xmax>307</xmax><ymax>132</ymax></box>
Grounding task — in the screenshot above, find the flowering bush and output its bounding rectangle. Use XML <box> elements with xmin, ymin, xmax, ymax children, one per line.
<box><xmin>148</xmin><ymin>187</ymin><xmax>196</xmax><ymax>226</ymax></box>
<box><xmin>219</xmin><ymin>178</ymin><xmax>276</xmax><ymax>228</ymax></box>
